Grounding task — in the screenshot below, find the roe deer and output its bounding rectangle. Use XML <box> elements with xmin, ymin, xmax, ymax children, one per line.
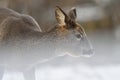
<box><xmin>0</xmin><ymin>6</ymin><xmax>94</xmax><ymax>80</ymax></box>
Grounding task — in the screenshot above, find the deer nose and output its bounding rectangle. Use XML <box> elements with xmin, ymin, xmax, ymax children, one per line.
<box><xmin>81</xmin><ymin>49</ymin><xmax>94</xmax><ymax>57</ymax></box>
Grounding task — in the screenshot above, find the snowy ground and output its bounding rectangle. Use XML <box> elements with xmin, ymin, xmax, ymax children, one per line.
<box><xmin>36</xmin><ymin>64</ymin><xmax>120</xmax><ymax>80</ymax></box>
<box><xmin>3</xmin><ymin>64</ymin><xmax>120</xmax><ymax>80</ymax></box>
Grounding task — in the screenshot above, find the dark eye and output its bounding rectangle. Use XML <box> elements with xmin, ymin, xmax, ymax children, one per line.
<box><xmin>75</xmin><ymin>33</ymin><xmax>82</xmax><ymax>40</ymax></box>
<box><xmin>76</xmin><ymin>34</ymin><xmax>81</xmax><ymax>38</ymax></box>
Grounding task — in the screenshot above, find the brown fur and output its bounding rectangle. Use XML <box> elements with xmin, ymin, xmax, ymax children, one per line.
<box><xmin>0</xmin><ymin>7</ymin><xmax>41</xmax><ymax>41</ymax></box>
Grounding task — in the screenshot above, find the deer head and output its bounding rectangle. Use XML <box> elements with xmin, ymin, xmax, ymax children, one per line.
<box><xmin>53</xmin><ymin>6</ymin><xmax>94</xmax><ymax>57</ymax></box>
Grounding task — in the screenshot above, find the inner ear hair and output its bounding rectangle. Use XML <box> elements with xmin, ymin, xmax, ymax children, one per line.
<box><xmin>56</xmin><ymin>6</ymin><xmax>67</xmax><ymax>17</ymax></box>
<box><xmin>68</xmin><ymin>7</ymin><xmax>77</xmax><ymax>21</ymax></box>
<box><xmin>55</xmin><ymin>6</ymin><xmax>70</xmax><ymax>26</ymax></box>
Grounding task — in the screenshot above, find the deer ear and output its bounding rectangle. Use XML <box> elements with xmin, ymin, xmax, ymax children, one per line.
<box><xmin>55</xmin><ymin>6</ymin><xmax>69</xmax><ymax>26</ymax></box>
<box><xmin>69</xmin><ymin>7</ymin><xmax>77</xmax><ymax>21</ymax></box>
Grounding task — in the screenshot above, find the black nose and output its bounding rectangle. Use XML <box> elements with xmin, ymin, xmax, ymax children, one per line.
<box><xmin>82</xmin><ymin>49</ymin><xmax>94</xmax><ymax>57</ymax></box>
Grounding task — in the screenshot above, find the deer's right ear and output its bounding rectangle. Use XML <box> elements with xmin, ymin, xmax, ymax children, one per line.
<box><xmin>55</xmin><ymin>6</ymin><xmax>69</xmax><ymax>26</ymax></box>
<box><xmin>69</xmin><ymin>7</ymin><xmax>77</xmax><ymax>21</ymax></box>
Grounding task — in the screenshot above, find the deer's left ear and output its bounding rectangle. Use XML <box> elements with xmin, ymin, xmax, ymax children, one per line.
<box><xmin>55</xmin><ymin>6</ymin><xmax>69</xmax><ymax>26</ymax></box>
<box><xmin>69</xmin><ymin>8</ymin><xmax>77</xmax><ymax>21</ymax></box>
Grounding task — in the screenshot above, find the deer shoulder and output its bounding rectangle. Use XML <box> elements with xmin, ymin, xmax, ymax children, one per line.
<box><xmin>0</xmin><ymin>7</ymin><xmax>42</xmax><ymax>41</ymax></box>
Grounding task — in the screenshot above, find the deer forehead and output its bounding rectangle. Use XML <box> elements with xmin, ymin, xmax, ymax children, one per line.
<box><xmin>56</xmin><ymin>25</ymin><xmax>70</xmax><ymax>36</ymax></box>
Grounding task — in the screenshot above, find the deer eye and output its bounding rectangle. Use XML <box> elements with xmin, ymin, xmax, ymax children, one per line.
<box><xmin>73</xmin><ymin>30</ymin><xmax>83</xmax><ymax>40</ymax></box>
<box><xmin>75</xmin><ymin>33</ymin><xmax>83</xmax><ymax>40</ymax></box>
<box><xmin>76</xmin><ymin>34</ymin><xmax>81</xmax><ymax>38</ymax></box>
